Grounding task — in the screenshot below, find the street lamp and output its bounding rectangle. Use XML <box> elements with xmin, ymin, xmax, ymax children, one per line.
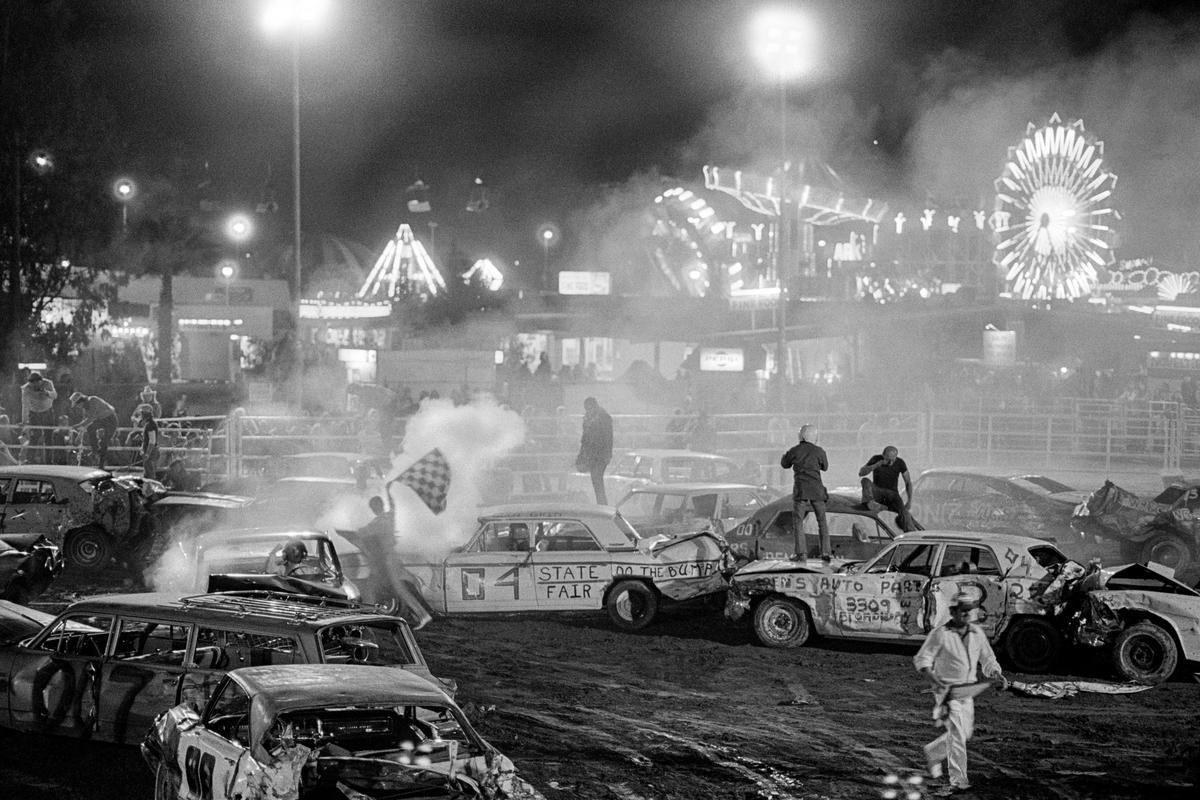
<box><xmin>749</xmin><ymin>5</ymin><xmax>816</xmax><ymax>410</ymax></box>
<box><xmin>261</xmin><ymin>0</ymin><xmax>329</xmax><ymax>409</ymax></box>
<box><xmin>537</xmin><ymin>223</ymin><xmax>560</xmax><ymax>292</ymax></box>
<box><xmin>113</xmin><ymin>177</ymin><xmax>137</xmax><ymax>229</ymax></box>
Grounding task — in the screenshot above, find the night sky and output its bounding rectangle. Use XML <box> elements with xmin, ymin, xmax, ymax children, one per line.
<box><xmin>58</xmin><ymin>0</ymin><xmax>1200</xmax><ymax>275</ymax></box>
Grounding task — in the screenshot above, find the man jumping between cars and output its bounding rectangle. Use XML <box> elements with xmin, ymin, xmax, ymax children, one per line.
<box><xmin>859</xmin><ymin>445</ymin><xmax>917</xmax><ymax>531</ymax></box>
<box><xmin>780</xmin><ymin>424</ymin><xmax>830</xmax><ymax>561</ymax></box>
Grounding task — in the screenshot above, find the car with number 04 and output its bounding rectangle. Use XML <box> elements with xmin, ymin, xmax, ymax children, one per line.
<box><xmin>404</xmin><ymin>504</ymin><xmax>734</xmax><ymax>631</ymax></box>
<box><xmin>142</xmin><ymin>664</ymin><xmax>542</xmax><ymax>800</ymax></box>
<box><xmin>725</xmin><ymin>531</ymin><xmax>1074</xmax><ymax>673</ymax></box>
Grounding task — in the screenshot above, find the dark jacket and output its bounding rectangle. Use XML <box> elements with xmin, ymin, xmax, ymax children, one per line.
<box><xmin>780</xmin><ymin>441</ymin><xmax>828</xmax><ymax>501</ymax></box>
<box><xmin>577</xmin><ymin>406</ymin><xmax>613</xmax><ymax>469</ymax></box>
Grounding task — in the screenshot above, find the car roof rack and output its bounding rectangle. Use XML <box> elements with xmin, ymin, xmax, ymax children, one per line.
<box><xmin>178</xmin><ymin>591</ymin><xmax>392</xmax><ymax>625</ymax></box>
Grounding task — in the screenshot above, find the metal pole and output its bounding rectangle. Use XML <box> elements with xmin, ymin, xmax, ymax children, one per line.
<box><xmin>775</xmin><ymin>74</ymin><xmax>788</xmax><ymax>412</ymax></box>
<box><xmin>291</xmin><ymin>33</ymin><xmax>304</xmax><ymax>410</ymax></box>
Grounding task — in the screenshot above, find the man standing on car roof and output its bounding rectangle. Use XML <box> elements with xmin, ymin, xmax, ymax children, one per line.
<box><xmin>576</xmin><ymin>397</ymin><xmax>613</xmax><ymax>505</ymax></box>
<box><xmin>780</xmin><ymin>424</ymin><xmax>830</xmax><ymax>561</ymax></box>
<box><xmin>914</xmin><ymin>592</ymin><xmax>1007</xmax><ymax>794</ymax></box>
<box><xmin>859</xmin><ymin>445</ymin><xmax>917</xmax><ymax>531</ymax></box>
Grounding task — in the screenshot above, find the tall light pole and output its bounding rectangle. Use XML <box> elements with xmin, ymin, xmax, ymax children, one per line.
<box><xmin>262</xmin><ymin>0</ymin><xmax>328</xmax><ymax>410</ymax></box>
<box><xmin>537</xmin><ymin>223</ymin><xmax>559</xmax><ymax>292</ymax></box>
<box><xmin>750</xmin><ymin>6</ymin><xmax>816</xmax><ymax>410</ymax></box>
<box><xmin>113</xmin><ymin>177</ymin><xmax>137</xmax><ymax>230</ymax></box>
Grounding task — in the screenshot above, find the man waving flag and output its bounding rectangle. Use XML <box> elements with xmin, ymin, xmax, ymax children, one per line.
<box><xmin>391</xmin><ymin>448</ymin><xmax>452</xmax><ymax>514</ymax></box>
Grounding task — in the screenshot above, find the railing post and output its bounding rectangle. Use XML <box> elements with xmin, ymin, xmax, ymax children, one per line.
<box><xmin>1105</xmin><ymin>417</ymin><xmax>1112</xmax><ymax>473</ymax></box>
<box><xmin>986</xmin><ymin>415</ymin><xmax>993</xmax><ymax>468</ymax></box>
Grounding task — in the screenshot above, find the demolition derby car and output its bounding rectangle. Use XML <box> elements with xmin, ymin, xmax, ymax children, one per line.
<box><xmin>1073</xmin><ymin>480</ymin><xmax>1200</xmax><ymax>574</ymax></box>
<box><xmin>0</xmin><ymin>533</ymin><xmax>64</xmax><ymax>604</ymax></box>
<box><xmin>727</xmin><ymin>530</ymin><xmax>1200</xmax><ymax>683</ymax></box>
<box><xmin>726</xmin><ymin>532</ymin><xmax>1073</xmax><ymax>670</ymax></box>
<box><xmin>143</xmin><ymin>664</ymin><xmax>541</xmax><ymax>800</ymax></box>
<box><xmin>723</xmin><ymin>491</ymin><xmax>908</xmax><ymax>562</ymax></box>
<box><xmin>404</xmin><ymin>504</ymin><xmax>733</xmax><ymax>630</ymax></box>
<box><xmin>175</xmin><ymin>527</ymin><xmax>362</xmax><ymax>604</ymax></box>
<box><xmin>615</xmin><ymin>482</ymin><xmax>776</xmax><ymax>540</ymax></box>
<box><xmin>0</xmin><ymin>464</ymin><xmax>249</xmax><ymax>572</ymax></box>
<box><xmin>908</xmin><ymin>469</ymin><xmax>1088</xmax><ymax>556</ymax></box>
<box><xmin>564</xmin><ymin>449</ymin><xmax>760</xmax><ymax>505</ymax></box>
<box><xmin>0</xmin><ymin>591</ymin><xmax>442</xmax><ymax>744</ymax></box>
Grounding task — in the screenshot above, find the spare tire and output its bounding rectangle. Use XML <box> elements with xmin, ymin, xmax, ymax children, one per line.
<box><xmin>606</xmin><ymin>580</ymin><xmax>659</xmax><ymax>631</ymax></box>
<box><xmin>65</xmin><ymin>527</ymin><xmax>114</xmax><ymax>573</ymax></box>
<box><xmin>1111</xmin><ymin>621</ymin><xmax>1178</xmax><ymax>684</ymax></box>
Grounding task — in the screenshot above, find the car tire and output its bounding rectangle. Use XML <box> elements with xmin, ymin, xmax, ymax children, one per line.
<box><xmin>606</xmin><ymin>580</ymin><xmax>659</xmax><ymax>631</ymax></box>
<box><xmin>1003</xmin><ymin>617</ymin><xmax>1063</xmax><ymax>673</ymax></box>
<box><xmin>752</xmin><ymin>597</ymin><xmax>812</xmax><ymax>648</ymax></box>
<box><xmin>1111</xmin><ymin>621</ymin><xmax>1178</xmax><ymax>684</ymax></box>
<box><xmin>65</xmin><ymin>527</ymin><xmax>115</xmax><ymax>573</ymax></box>
<box><xmin>154</xmin><ymin>761</ymin><xmax>180</xmax><ymax>800</ymax></box>
<box><xmin>1138</xmin><ymin>533</ymin><xmax>1193</xmax><ymax>572</ymax></box>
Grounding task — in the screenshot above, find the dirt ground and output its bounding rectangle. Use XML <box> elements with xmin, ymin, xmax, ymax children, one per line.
<box><xmin>1</xmin><ymin>573</ymin><xmax>1197</xmax><ymax>800</ymax></box>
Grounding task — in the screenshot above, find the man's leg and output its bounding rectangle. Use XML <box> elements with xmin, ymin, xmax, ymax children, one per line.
<box><xmin>590</xmin><ymin>464</ymin><xmax>608</xmax><ymax>505</ymax></box>
<box><xmin>944</xmin><ymin>698</ymin><xmax>973</xmax><ymax>789</ymax></box>
<box><xmin>791</xmin><ymin>499</ymin><xmax>807</xmax><ymax>559</ymax></box>
<box><xmin>811</xmin><ymin>499</ymin><xmax>831</xmax><ymax>559</ymax></box>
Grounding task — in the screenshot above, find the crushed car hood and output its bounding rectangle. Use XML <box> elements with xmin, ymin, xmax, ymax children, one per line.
<box><xmin>1074</xmin><ymin>481</ymin><xmax>1175</xmax><ymax>540</ymax></box>
<box><xmin>733</xmin><ymin>557</ymin><xmax>853</xmax><ymax>578</ymax></box>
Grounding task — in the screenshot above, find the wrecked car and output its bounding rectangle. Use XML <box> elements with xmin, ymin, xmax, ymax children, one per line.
<box><xmin>723</xmin><ymin>491</ymin><xmax>906</xmax><ymax>562</ymax></box>
<box><xmin>564</xmin><ymin>449</ymin><xmax>761</xmax><ymax>506</ymax></box>
<box><xmin>0</xmin><ymin>464</ymin><xmax>165</xmax><ymax>571</ymax></box>
<box><xmin>401</xmin><ymin>503</ymin><xmax>734</xmax><ymax>631</ymax></box>
<box><xmin>726</xmin><ymin>531</ymin><xmax>1073</xmax><ymax>673</ymax></box>
<box><xmin>0</xmin><ymin>532</ymin><xmax>64</xmax><ymax>605</ymax></box>
<box><xmin>615</xmin><ymin>482</ymin><xmax>777</xmax><ymax>540</ymax></box>
<box><xmin>0</xmin><ymin>591</ymin><xmax>445</xmax><ymax>744</ymax></box>
<box><xmin>910</xmin><ymin>469</ymin><xmax>1088</xmax><ymax>556</ymax></box>
<box><xmin>1052</xmin><ymin>559</ymin><xmax>1200</xmax><ymax>684</ymax></box>
<box><xmin>1073</xmin><ymin>480</ymin><xmax>1200</xmax><ymax>573</ymax></box>
<box><xmin>143</xmin><ymin>664</ymin><xmax>542</xmax><ymax>800</ymax></box>
<box><xmin>167</xmin><ymin>526</ymin><xmax>363</xmax><ymax>605</ymax></box>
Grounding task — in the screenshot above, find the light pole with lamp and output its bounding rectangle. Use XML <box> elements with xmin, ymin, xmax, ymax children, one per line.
<box><xmin>222</xmin><ymin>212</ymin><xmax>253</xmax><ymax>384</ymax></box>
<box><xmin>749</xmin><ymin>6</ymin><xmax>816</xmax><ymax>411</ymax></box>
<box><xmin>537</xmin><ymin>223</ymin><xmax>559</xmax><ymax>292</ymax></box>
<box><xmin>113</xmin><ymin>177</ymin><xmax>137</xmax><ymax>230</ymax></box>
<box><xmin>261</xmin><ymin>0</ymin><xmax>329</xmax><ymax>410</ymax></box>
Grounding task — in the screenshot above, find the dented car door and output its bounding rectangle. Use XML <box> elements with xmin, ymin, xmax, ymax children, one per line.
<box><xmin>443</xmin><ymin>521</ymin><xmax>538</xmax><ymax>613</ymax></box>
<box><xmin>924</xmin><ymin>543</ymin><xmax>1008</xmax><ymax>637</ymax></box>
<box><xmin>850</xmin><ymin>542</ymin><xmax>939</xmax><ymax>638</ymax></box>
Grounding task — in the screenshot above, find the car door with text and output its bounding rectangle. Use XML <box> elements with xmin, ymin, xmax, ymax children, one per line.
<box><xmin>532</xmin><ymin>520</ymin><xmax>611</xmax><ymax>610</ymax></box>
<box><xmin>849</xmin><ymin>542</ymin><xmax>940</xmax><ymax>638</ymax></box>
<box><xmin>924</xmin><ymin>544</ymin><xmax>1007</xmax><ymax>637</ymax></box>
<box><xmin>175</xmin><ymin>677</ymin><xmax>252</xmax><ymax>800</ymax></box>
<box><xmin>443</xmin><ymin>521</ymin><xmax>538</xmax><ymax>613</ymax></box>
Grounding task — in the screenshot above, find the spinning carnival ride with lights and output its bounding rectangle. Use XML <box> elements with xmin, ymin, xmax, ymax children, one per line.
<box><xmin>993</xmin><ymin>114</ymin><xmax>1119</xmax><ymax>301</ymax></box>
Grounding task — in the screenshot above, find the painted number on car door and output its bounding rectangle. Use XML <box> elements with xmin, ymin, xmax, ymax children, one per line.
<box><xmin>460</xmin><ymin>565</ymin><xmax>522</xmax><ymax>601</ymax></box>
<box><xmin>184</xmin><ymin>745</ymin><xmax>215</xmax><ymax>800</ymax></box>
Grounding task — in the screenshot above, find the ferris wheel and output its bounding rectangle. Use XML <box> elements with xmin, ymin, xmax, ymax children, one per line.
<box><xmin>993</xmin><ymin>113</ymin><xmax>1118</xmax><ymax>300</ymax></box>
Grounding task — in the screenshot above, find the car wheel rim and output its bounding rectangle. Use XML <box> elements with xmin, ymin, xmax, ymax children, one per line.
<box><xmin>615</xmin><ymin>590</ymin><xmax>643</xmax><ymax>621</ymax></box>
<box><xmin>1128</xmin><ymin>636</ymin><xmax>1162</xmax><ymax>671</ymax></box>
<box><xmin>73</xmin><ymin>538</ymin><xmax>101</xmax><ymax>565</ymax></box>
<box><xmin>765</xmin><ymin>606</ymin><xmax>797</xmax><ymax>640</ymax></box>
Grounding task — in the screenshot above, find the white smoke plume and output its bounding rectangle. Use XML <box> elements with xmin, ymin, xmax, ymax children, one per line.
<box><xmin>382</xmin><ymin>395</ymin><xmax>527</xmax><ymax>561</ymax></box>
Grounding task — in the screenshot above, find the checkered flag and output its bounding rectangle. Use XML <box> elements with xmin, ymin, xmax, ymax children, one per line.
<box><xmin>391</xmin><ymin>448</ymin><xmax>451</xmax><ymax>514</ymax></box>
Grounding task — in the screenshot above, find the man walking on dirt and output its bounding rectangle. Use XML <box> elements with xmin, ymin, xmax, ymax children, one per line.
<box><xmin>914</xmin><ymin>592</ymin><xmax>1007</xmax><ymax>794</ymax></box>
<box><xmin>576</xmin><ymin>397</ymin><xmax>613</xmax><ymax>504</ymax></box>
<box><xmin>780</xmin><ymin>424</ymin><xmax>830</xmax><ymax>560</ymax></box>
<box><xmin>859</xmin><ymin>445</ymin><xmax>917</xmax><ymax>531</ymax></box>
